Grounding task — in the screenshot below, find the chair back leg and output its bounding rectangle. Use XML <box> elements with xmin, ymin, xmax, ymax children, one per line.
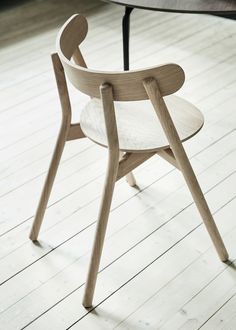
<box><xmin>83</xmin><ymin>150</ymin><xmax>119</xmax><ymax>308</ymax></box>
<box><xmin>176</xmin><ymin>153</ymin><xmax>228</xmax><ymax>261</ymax></box>
<box><xmin>143</xmin><ymin>77</ymin><xmax>228</xmax><ymax>262</ymax></box>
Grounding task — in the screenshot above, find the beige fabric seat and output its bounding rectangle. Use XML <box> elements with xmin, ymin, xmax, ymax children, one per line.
<box><xmin>80</xmin><ymin>95</ymin><xmax>204</xmax><ymax>152</ymax></box>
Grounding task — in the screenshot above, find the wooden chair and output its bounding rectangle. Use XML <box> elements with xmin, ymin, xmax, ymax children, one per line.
<box><xmin>29</xmin><ymin>14</ymin><xmax>229</xmax><ymax>308</ymax></box>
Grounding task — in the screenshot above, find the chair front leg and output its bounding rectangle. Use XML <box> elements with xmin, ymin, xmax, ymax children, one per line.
<box><xmin>120</xmin><ymin>151</ymin><xmax>136</xmax><ymax>187</ymax></box>
<box><xmin>29</xmin><ymin>53</ymin><xmax>72</xmax><ymax>241</ymax></box>
<box><xmin>126</xmin><ymin>171</ymin><xmax>136</xmax><ymax>187</ymax></box>
<box><xmin>29</xmin><ymin>116</ymin><xmax>71</xmax><ymax>241</ymax></box>
<box><xmin>83</xmin><ymin>150</ymin><xmax>119</xmax><ymax>308</ymax></box>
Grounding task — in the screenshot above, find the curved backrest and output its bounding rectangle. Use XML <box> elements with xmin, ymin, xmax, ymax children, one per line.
<box><xmin>56</xmin><ymin>14</ymin><xmax>185</xmax><ymax>101</ymax></box>
<box><xmin>58</xmin><ymin>14</ymin><xmax>88</xmax><ymax>60</ymax></box>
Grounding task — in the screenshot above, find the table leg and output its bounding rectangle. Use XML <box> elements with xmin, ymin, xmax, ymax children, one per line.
<box><xmin>122</xmin><ymin>6</ymin><xmax>133</xmax><ymax>71</ymax></box>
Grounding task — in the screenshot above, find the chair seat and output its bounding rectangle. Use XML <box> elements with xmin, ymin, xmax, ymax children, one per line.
<box><xmin>80</xmin><ymin>95</ymin><xmax>204</xmax><ymax>152</ymax></box>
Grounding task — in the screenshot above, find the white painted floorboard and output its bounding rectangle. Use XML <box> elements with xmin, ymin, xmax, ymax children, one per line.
<box><xmin>0</xmin><ymin>0</ymin><xmax>236</xmax><ymax>329</ymax></box>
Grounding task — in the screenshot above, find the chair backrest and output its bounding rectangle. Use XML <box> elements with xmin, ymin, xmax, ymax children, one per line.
<box><xmin>56</xmin><ymin>14</ymin><xmax>185</xmax><ymax>101</ymax></box>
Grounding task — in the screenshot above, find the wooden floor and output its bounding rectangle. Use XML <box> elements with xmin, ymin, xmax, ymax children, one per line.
<box><xmin>1</xmin><ymin>0</ymin><xmax>236</xmax><ymax>329</ymax></box>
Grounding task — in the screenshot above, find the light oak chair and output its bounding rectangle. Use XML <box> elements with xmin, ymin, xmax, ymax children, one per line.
<box><xmin>29</xmin><ymin>14</ymin><xmax>229</xmax><ymax>308</ymax></box>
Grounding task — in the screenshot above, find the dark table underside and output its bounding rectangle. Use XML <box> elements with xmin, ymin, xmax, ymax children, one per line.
<box><xmin>106</xmin><ymin>0</ymin><xmax>236</xmax><ymax>14</ymax></box>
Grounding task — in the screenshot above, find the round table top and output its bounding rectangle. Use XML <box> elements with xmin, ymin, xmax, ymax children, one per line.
<box><xmin>105</xmin><ymin>0</ymin><xmax>236</xmax><ymax>14</ymax></box>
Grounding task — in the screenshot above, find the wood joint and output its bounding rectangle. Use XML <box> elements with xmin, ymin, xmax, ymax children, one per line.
<box><xmin>156</xmin><ymin>148</ymin><xmax>179</xmax><ymax>169</ymax></box>
<box><xmin>116</xmin><ymin>151</ymin><xmax>155</xmax><ymax>181</ymax></box>
<box><xmin>67</xmin><ymin>123</ymin><xmax>86</xmax><ymax>141</ymax></box>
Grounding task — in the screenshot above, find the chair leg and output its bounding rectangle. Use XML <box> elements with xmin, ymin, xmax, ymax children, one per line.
<box><xmin>29</xmin><ymin>120</ymin><xmax>70</xmax><ymax>241</ymax></box>
<box><xmin>143</xmin><ymin>78</ymin><xmax>228</xmax><ymax>262</ymax></box>
<box><xmin>82</xmin><ymin>153</ymin><xmax>119</xmax><ymax>308</ymax></box>
<box><xmin>179</xmin><ymin>156</ymin><xmax>228</xmax><ymax>262</ymax></box>
<box><xmin>125</xmin><ymin>172</ymin><xmax>136</xmax><ymax>187</ymax></box>
<box><xmin>120</xmin><ymin>151</ymin><xmax>136</xmax><ymax>187</ymax></box>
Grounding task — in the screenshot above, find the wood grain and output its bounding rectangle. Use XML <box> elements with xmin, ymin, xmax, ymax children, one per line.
<box><xmin>83</xmin><ymin>84</ymin><xmax>120</xmax><ymax>308</ymax></box>
<box><xmin>80</xmin><ymin>95</ymin><xmax>204</xmax><ymax>152</ymax></box>
<box><xmin>29</xmin><ymin>53</ymin><xmax>72</xmax><ymax>241</ymax></box>
<box><xmin>1</xmin><ymin>1</ymin><xmax>235</xmax><ymax>328</ymax></box>
<box><xmin>143</xmin><ymin>77</ymin><xmax>228</xmax><ymax>261</ymax></box>
<box><xmin>105</xmin><ymin>0</ymin><xmax>236</xmax><ymax>14</ymax></box>
<box><xmin>30</xmin><ymin>13</ymin><xmax>228</xmax><ymax>308</ymax></box>
<box><xmin>57</xmin><ymin>15</ymin><xmax>185</xmax><ymax>101</ymax></box>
